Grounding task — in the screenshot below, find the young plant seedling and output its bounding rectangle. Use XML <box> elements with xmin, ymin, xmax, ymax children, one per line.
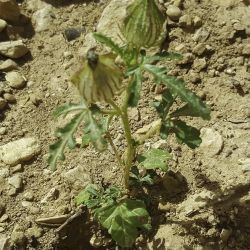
<box><xmin>49</xmin><ymin>0</ymin><xmax>210</xmax><ymax>247</ymax></box>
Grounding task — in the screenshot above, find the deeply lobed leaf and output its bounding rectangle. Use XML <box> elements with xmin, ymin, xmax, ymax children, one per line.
<box><xmin>144</xmin><ymin>64</ymin><xmax>211</xmax><ymax>120</ymax></box>
<box><xmin>48</xmin><ymin>112</ymin><xmax>86</xmax><ymax>171</ymax></box>
<box><xmin>95</xmin><ymin>199</ymin><xmax>151</xmax><ymax>247</ymax></box>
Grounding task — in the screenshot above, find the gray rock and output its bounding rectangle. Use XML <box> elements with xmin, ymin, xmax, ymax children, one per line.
<box><xmin>193</xmin><ymin>58</ymin><xmax>207</xmax><ymax>72</ymax></box>
<box><xmin>242</xmin><ymin>44</ymin><xmax>250</xmax><ymax>56</ymax></box>
<box><xmin>192</xmin><ymin>43</ymin><xmax>206</xmax><ymax>56</ymax></box>
<box><xmin>23</xmin><ymin>191</ymin><xmax>34</xmax><ymax>201</ymax></box>
<box><xmin>0</xmin><ymin>59</ymin><xmax>18</xmax><ymax>71</ymax></box>
<box><xmin>176</xmin><ymin>52</ymin><xmax>194</xmax><ymax>65</ymax></box>
<box><xmin>0</xmin><ymin>137</ymin><xmax>41</xmax><ymax>166</ymax></box>
<box><xmin>152</xmin><ymin>139</ymin><xmax>168</xmax><ymax>149</ymax></box>
<box><xmin>0</xmin><ymin>127</ymin><xmax>7</xmax><ymax>135</ymax></box>
<box><xmin>5</xmin><ymin>71</ymin><xmax>26</xmax><ymax>89</ymax></box>
<box><xmin>0</xmin><ymin>0</ymin><xmax>20</xmax><ymax>22</ymax></box>
<box><xmin>40</xmin><ymin>187</ymin><xmax>59</xmax><ymax>204</ymax></box>
<box><xmin>200</xmin><ymin>128</ymin><xmax>224</xmax><ymax>157</ymax></box>
<box><xmin>0</xmin><ymin>167</ymin><xmax>9</xmax><ymax>178</ymax></box>
<box><xmin>177</xmin><ymin>190</ymin><xmax>215</xmax><ymax>218</ymax></box>
<box><xmin>0</xmin><ymin>214</ymin><xmax>8</xmax><ymax>223</ymax></box>
<box><xmin>33</xmin><ymin>5</ymin><xmax>54</xmax><ymax>32</ymax></box>
<box><xmin>8</xmin><ymin>174</ymin><xmax>22</xmax><ymax>189</ymax></box>
<box><xmin>179</xmin><ymin>14</ymin><xmax>193</xmax><ymax>28</ymax></box>
<box><xmin>193</xmin><ymin>16</ymin><xmax>202</xmax><ymax>28</ymax></box>
<box><xmin>220</xmin><ymin>228</ymin><xmax>232</xmax><ymax>242</ymax></box>
<box><xmin>0</xmin><ymin>97</ymin><xmax>7</xmax><ymax>111</ymax></box>
<box><xmin>3</xmin><ymin>93</ymin><xmax>16</xmax><ymax>103</ymax></box>
<box><xmin>0</xmin><ymin>40</ymin><xmax>29</xmax><ymax>59</ymax></box>
<box><xmin>0</xmin><ymin>18</ymin><xmax>7</xmax><ymax>32</ymax></box>
<box><xmin>193</xmin><ymin>28</ymin><xmax>210</xmax><ymax>42</ymax></box>
<box><xmin>12</xmin><ymin>164</ymin><xmax>23</xmax><ymax>173</ymax></box>
<box><xmin>97</xmin><ymin>0</ymin><xmax>132</xmax><ymax>45</ymax></box>
<box><xmin>238</xmin><ymin>158</ymin><xmax>250</xmax><ymax>173</ymax></box>
<box><xmin>166</xmin><ymin>5</ymin><xmax>182</xmax><ymax>21</ymax></box>
<box><xmin>63</xmin><ymin>165</ymin><xmax>92</xmax><ymax>189</ymax></box>
<box><xmin>80</xmin><ymin>0</ymin><xmax>132</xmax><ymax>56</ymax></box>
<box><xmin>0</xmin><ymin>237</ymin><xmax>10</xmax><ymax>250</ymax></box>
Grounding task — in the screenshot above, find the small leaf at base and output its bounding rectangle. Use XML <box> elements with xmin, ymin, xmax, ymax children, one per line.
<box><xmin>138</xmin><ymin>148</ymin><xmax>171</xmax><ymax>171</ymax></box>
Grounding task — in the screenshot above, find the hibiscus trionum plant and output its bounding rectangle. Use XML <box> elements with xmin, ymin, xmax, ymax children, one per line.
<box><xmin>48</xmin><ymin>0</ymin><xmax>210</xmax><ymax>247</ymax></box>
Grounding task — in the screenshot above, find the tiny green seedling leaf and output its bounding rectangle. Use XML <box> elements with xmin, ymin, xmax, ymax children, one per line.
<box><xmin>95</xmin><ymin>199</ymin><xmax>151</xmax><ymax>248</ymax></box>
<box><xmin>48</xmin><ymin>112</ymin><xmax>86</xmax><ymax>171</ymax></box>
<box><xmin>144</xmin><ymin>64</ymin><xmax>211</xmax><ymax>120</ymax></box>
<box><xmin>138</xmin><ymin>148</ymin><xmax>171</xmax><ymax>171</ymax></box>
<box><xmin>171</xmin><ymin>120</ymin><xmax>202</xmax><ymax>149</ymax></box>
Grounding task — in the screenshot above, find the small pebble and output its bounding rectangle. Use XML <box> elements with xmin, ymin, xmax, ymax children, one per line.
<box><xmin>5</xmin><ymin>71</ymin><xmax>26</xmax><ymax>89</ymax></box>
<box><xmin>64</xmin><ymin>28</ymin><xmax>82</xmax><ymax>42</ymax></box>
<box><xmin>166</xmin><ymin>5</ymin><xmax>182</xmax><ymax>21</ymax></box>
<box><xmin>0</xmin><ymin>97</ymin><xmax>7</xmax><ymax>110</ymax></box>
<box><xmin>3</xmin><ymin>93</ymin><xmax>16</xmax><ymax>103</ymax></box>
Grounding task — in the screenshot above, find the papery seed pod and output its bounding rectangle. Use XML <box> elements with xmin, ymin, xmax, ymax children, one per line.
<box><xmin>71</xmin><ymin>49</ymin><xmax>123</xmax><ymax>104</ymax></box>
<box><xmin>122</xmin><ymin>0</ymin><xmax>165</xmax><ymax>48</ymax></box>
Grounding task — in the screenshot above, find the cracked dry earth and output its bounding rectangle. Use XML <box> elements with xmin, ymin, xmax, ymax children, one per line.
<box><xmin>0</xmin><ymin>0</ymin><xmax>250</xmax><ymax>249</ymax></box>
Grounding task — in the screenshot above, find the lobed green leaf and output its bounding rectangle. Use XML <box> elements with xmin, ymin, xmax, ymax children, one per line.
<box><xmin>144</xmin><ymin>64</ymin><xmax>211</xmax><ymax>120</ymax></box>
<box><xmin>53</xmin><ymin>103</ymin><xmax>87</xmax><ymax>118</ymax></box>
<box><xmin>48</xmin><ymin>112</ymin><xmax>86</xmax><ymax>171</ymax></box>
<box><xmin>95</xmin><ymin>199</ymin><xmax>151</xmax><ymax>247</ymax></box>
<box><xmin>138</xmin><ymin>148</ymin><xmax>171</xmax><ymax>171</ymax></box>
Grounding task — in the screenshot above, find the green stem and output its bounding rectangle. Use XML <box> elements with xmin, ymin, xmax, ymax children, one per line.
<box><xmin>110</xmin><ymin>96</ymin><xmax>135</xmax><ymax>189</ymax></box>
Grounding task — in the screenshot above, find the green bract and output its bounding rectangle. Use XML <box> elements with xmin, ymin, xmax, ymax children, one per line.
<box><xmin>122</xmin><ymin>0</ymin><xmax>165</xmax><ymax>48</ymax></box>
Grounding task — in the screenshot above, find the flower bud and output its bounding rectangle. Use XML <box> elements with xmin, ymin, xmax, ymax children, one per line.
<box><xmin>122</xmin><ymin>0</ymin><xmax>165</xmax><ymax>48</ymax></box>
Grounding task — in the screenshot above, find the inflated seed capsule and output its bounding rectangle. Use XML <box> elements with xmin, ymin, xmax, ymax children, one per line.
<box><xmin>71</xmin><ymin>49</ymin><xmax>123</xmax><ymax>104</ymax></box>
<box><xmin>122</xmin><ymin>0</ymin><xmax>165</xmax><ymax>48</ymax></box>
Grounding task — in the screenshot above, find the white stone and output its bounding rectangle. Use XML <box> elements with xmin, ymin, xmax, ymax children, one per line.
<box><xmin>8</xmin><ymin>174</ymin><xmax>22</xmax><ymax>189</ymax></box>
<box><xmin>0</xmin><ymin>40</ymin><xmax>29</xmax><ymax>59</ymax></box>
<box><xmin>0</xmin><ymin>18</ymin><xmax>7</xmax><ymax>32</ymax></box>
<box><xmin>33</xmin><ymin>5</ymin><xmax>54</xmax><ymax>32</ymax></box>
<box><xmin>0</xmin><ymin>237</ymin><xmax>10</xmax><ymax>250</ymax></box>
<box><xmin>80</xmin><ymin>0</ymin><xmax>132</xmax><ymax>55</ymax></box>
<box><xmin>0</xmin><ymin>137</ymin><xmax>41</xmax><ymax>166</ymax></box>
<box><xmin>5</xmin><ymin>71</ymin><xmax>26</xmax><ymax>89</ymax></box>
<box><xmin>166</xmin><ymin>5</ymin><xmax>182</xmax><ymax>21</ymax></box>
<box><xmin>199</xmin><ymin>128</ymin><xmax>224</xmax><ymax>157</ymax></box>
<box><xmin>0</xmin><ymin>59</ymin><xmax>18</xmax><ymax>71</ymax></box>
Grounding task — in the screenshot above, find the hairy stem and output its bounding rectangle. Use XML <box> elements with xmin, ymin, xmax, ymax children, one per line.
<box><xmin>110</xmin><ymin>97</ymin><xmax>135</xmax><ymax>189</ymax></box>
